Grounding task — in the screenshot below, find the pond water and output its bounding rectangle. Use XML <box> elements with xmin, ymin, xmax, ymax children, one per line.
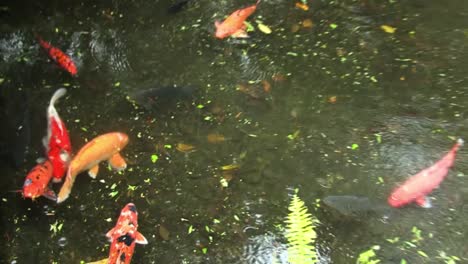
<box><xmin>1</xmin><ymin>0</ymin><xmax>467</xmax><ymax>263</ymax></box>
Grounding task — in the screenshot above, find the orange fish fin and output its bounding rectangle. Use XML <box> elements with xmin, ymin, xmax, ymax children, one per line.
<box><xmin>56</xmin><ymin>169</ymin><xmax>76</xmax><ymax>204</ymax></box>
<box><xmin>108</xmin><ymin>153</ymin><xmax>127</xmax><ymax>171</ymax></box>
<box><xmin>415</xmin><ymin>196</ymin><xmax>432</xmax><ymax>208</ymax></box>
<box><xmin>215</xmin><ymin>21</ymin><xmax>221</xmax><ymax>28</ymax></box>
<box><xmin>43</xmin><ymin>188</ymin><xmax>57</xmax><ymax>201</ymax></box>
<box><xmin>105</xmin><ymin>227</ymin><xmax>116</xmax><ymax>240</ymax></box>
<box><xmin>135</xmin><ymin>231</ymin><xmax>148</xmax><ymax>245</ymax></box>
<box><xmin>232</xmin><ymin>29</ymin><xmax>249</xmax><ymax>38</ymax></box>
<box><xmin>88</xmin><ymin>165</ymin><xmax>99</xmax><ymax>179</ymax></box>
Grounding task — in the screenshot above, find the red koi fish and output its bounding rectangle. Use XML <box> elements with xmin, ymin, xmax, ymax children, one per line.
<box><xmin>89</xmin><ymin>203</ymin><xmax>148</xmax><ymax>264</ymax></box>
<box><xmin>43</xmin><ymin>88</ymin><xmax>72</xmax><ymax>183</ymax></box>
<box><xmin>36</xmin><ymin>34</ymin><xmax>78</xmax><ymax>76</ymax></box>
<box><xmin>388</xmin><ymin>139</ymin><xmax>463</xmax><ymax>208</ymax></box>
<box><xmin>215</xmin><ymin>0</ymin><xmax>261</xmax><ymax>39</ymax></box>
<box><xmin>22</xmin><ymin>159</ymin><xmax>57</xmax><ymax>201</ymax></box>
<box><xmin>57</xmin><ymin>132</ymin><xmax>129</xmax><ymax>203</ymax></box>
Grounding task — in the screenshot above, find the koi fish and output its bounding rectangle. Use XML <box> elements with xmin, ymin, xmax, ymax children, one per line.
<box><xmin>56</xmin><ymin>132</ymin><xmax>129</xmax><ymax>203</ymax></box>
<box><xmin>88</xmin><ymin>203</ymin><xmax>147</xmax><ymax>264</ymax></box>
<box><xmin>214</xmin><ymin>0</ymin><xmax>260</xmax><ymax>39</ymax></box>
<box><xmin>36</xmin><ymin>34</ymin><xmax>78</xmax><ymax>76</ymax></box>
<box><xmin>43</xmin><ymin>88</ymin><xmax>72</xmax><ymax>182</ymax></box>
<box><xmin>106</xmin><ymin>203</ymin><xmax>148</xmax><ymax>264</ymax></box>
<box><xmin>22</xmin><ymin>159</ymin><xmax>57</xmax><ymax>201</ymax></box>
<box><xmin>388</xmin><ymin>138</ymin><xmax>463</xmax><ymax>208</ymax></box>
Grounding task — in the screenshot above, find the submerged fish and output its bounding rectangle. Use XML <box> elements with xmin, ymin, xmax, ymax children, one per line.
<box><xmin>22</xmin><ymin>159</ymin><xmax>56</xmax><ymax>201</ymax></box>
<box><xmin>215</xmin><ymin>0</ymin><xmax>261</xmax><ymax>39</ymax></box>
<box><xmin>388</xmin><ymin>139</ymin><xmax>463</xmax><ymax>208</ymax></box>
<box><xmin>43</xmin><ymin>88</ymin><xmax>72</xmax><ymax>182</ymax></box>
<box><xmin>36</xmin><ymin>34</ymin><xmax>78</xmax><ymax>76</ymax></box>
<box><xmin>57</xmin><ymin>132</ymin><xmax>129</xmax><ymax>203</ymax></box>
<box><xmin>89</xmin><ymin>203</ymin><xmax>148</xmax><ymax>264</ymax></box>
<box><xmin>323</xmin><ymin>195</ymin><xmax>391</xmax><ymax>218</ymax></box>
<box><xmin>129</xmin><ymin>85</ymin><xmax>196</xmax><ymax>110</ymax></box>
<box><xmin>167</xmin><ymin>0</ymin><xmax>193</xmax><ymax>14</ymax></box>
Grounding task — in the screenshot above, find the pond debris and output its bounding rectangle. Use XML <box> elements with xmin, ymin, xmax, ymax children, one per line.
<box><xmin>176</xmin><ymin>143</ymin><xmax>196</xmax><ymax>153</ymax></box>
<box><xmin>380</xmin><ymin>25</ymin><xmax>396</xmax><ymax>34</ymax></box>
<box><xmin>159</xmin><ymin>224</ymin><xmax>170</xmax><ymax>240</ymax></box>
<box><xmin>207</xmin><ymin>133</ymin><xmax>226</xmax><ymax>143</ymax></box>
<box><xmin>257</xmin><ymin>22</ymin><xmax>272</xmax><ymax>34</ymax></box>
<box><xmin>295</xmin><ymin>2</ymin><xmax>309</xmax><ymax>11</ymax></box>
<box><xmin>327</xmin><ymin>96</ymin><xmax>337</xmax><ymax>104</ymax></box>
<box><xmin>302</xmin><ymin>18</ymin><xmax>313</xmax><ymax>28</ymax></box>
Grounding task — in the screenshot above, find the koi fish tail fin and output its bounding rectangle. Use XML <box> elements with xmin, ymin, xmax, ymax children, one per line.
<box><xmin>34</xmin><ymin>32</ymin><xmax>50</xmax><ymax>50</ymax></box>
<box><xmin>47</xmin><ymin>88</ymin><xmax>67</xmax><ymax>129</ymax></box>
<box><xmin>50</xmin><ymin>88</ymin><xmax>67</xmax><ymax>109</ymax></box>
<box><xmin>56</xmin><ymin>166</ymin><xmax>74</xmax><ymax>204</ymax></box>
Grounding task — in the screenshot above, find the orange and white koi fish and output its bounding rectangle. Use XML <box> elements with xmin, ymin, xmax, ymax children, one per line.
<box><xmin>43</xmin><ymin>88</ymin><xmax>72</xmax><ymax>182</ymax></box>
<box><xmin>22</xmin><ymin>159</ymin><xmax>57</xmax><ymax>201</ymax></box>
<box><xmin>215</xmin><ymin>0</ymin><xmax>260</xmax><ymax>39</ymax></box>
<box><xmin>56</xmin><ymin>132</ymin><xmax>129</xmax><ymax>203</ymax></box>
<box><xmin>88</xmin><ymin>203</ymin><xmax>148</xmax><ymax>264</ymax></box>
<box><xmin>36</xmin><ymin>34</ymin><xmax>78</xmax><ymax>76</ymax></box>
<box><xmin>388</xmin><ymin>139</ymin><xmax>463</xmax><ymax>208</ymax></box>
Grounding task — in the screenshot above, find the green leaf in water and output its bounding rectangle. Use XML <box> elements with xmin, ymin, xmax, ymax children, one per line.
<box><xmin>151</xmin><ymin>154</ymin><xmax>158</xmax><ymax>163</ymax></box>
<box><xmin>244</xmin><ymin>21</ymin><xmax>255</xmax><ymax>32</ymax></box>
<box><xmin>114</xmin><ymin>82</ymin><xmax>121</xmax><ymax>87</ymax></box>
<box><xmin>330</xmin><ymin>23</ymin><xmax>338</xmax><ymax>29</ymax></box>
<box><xmin>351</xmin><ymin>143</ymin><xmax>359</xmax><ymax>150</ymax></box>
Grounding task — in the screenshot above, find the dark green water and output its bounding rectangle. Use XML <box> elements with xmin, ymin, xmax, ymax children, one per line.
<box><xmin>1</xmin><ymin>0</ymin><xmax>467</xmax><ymax>263</ymax></box>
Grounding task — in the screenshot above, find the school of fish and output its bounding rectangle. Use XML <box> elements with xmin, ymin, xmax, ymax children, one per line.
<box><xmin>13</xmin><ymin>1</ymin><xmax>466</xmax><ymax>263</ymax></box>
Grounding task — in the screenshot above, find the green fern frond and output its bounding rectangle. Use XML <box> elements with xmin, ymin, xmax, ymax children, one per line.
<box><xmin>285</xmin><ymin>190</ymin><xmax>318</xmax><ymax>264</ymax></box>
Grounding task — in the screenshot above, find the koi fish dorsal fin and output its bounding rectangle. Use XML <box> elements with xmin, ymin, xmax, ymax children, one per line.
<box><xmin>135</xmin><ymin>231</ymin><xmax>148</xmax><ymax>245</ymax></box>
<box><xmin>48</xmin><ymin>88</ymin><xmax>67</xmax><ymax>118</ymax></box>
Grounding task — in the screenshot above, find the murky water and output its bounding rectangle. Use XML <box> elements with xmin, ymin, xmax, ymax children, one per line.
<box><xmin>1</xmin><ymin>0</ymin><xmax>468</xmax><ymax>263</ymax></box>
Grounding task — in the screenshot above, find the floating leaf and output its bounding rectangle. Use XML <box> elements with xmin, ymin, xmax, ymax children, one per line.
<box><xmin>176</xmin><ymin>143</ymin><xmax>196</xmax><ymax>153</ymax></box>
<box><xmin>258</xmin><ymin>23</ymin><xmax>272</xmax><ymax>34</ymax></box>
<box><xmin>302</xmin><ymin>19</ymin><xmax>313</xmax><ymax>28</ymax></box>
<box><xmin>351</xmin><ymin>143</ymin><xmax>359</xmax><ymax>150</ymax></box>
<box><xmin>330</xmin><ymin>23</ymin><xmax>338</xmax><ymax>29</ymax></box>
<box><xmin>207</xmin><ymin>133</ymin><xmax>225</xmax><ymax>143</ymax></box>
<box><xmin>380</xmin><ymin>25</ymin><xmax>396</xmax><ymax>34</ymax></box>
<box><xmin>328</xmin><ymin>96</ymin><xmax>337</xmax><ymax>103</ymax></box>
<box><xmin>295</xmin><ymin>2</ymin><xmax>309</xmax><ymax>11</ymax></box>
<box><xmin>151</xmin><ymin>154</ymin><xmax>158</xmax><ymax>163</ymax></box>
<box><xmin>244</xmin><ymin>21</ymin><xmax>255</xmax><ymax>32</ymax></box>
<box><xmin>221</xmin><ymin>164</ymin><xmax>240</xmax><ymax>171</ymax></box>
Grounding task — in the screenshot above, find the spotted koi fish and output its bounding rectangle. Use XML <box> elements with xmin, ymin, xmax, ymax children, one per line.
<box><xmin>36</xmin><ymin>34</ymin><xmax>78</xmax><ymax>76</ymax></box>
<box><xmin>88</xmin><ymin>203</ymin><xmax>147</xmax><ymax>264</ymax></box>
<box><xmin>22</xmin><ymin>159</ymin><xmax>56</xmax><ymax>201</ymax></box>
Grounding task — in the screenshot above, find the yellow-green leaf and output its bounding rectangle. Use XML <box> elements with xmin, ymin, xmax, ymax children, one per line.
<box><xmin>258</xmin><ymin>23</ymin><xmax>272</xmax><ymax>34</ymax></box>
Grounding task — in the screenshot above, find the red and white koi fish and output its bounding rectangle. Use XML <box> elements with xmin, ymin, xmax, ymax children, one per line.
<box><xmin>36</xmin><ymin>34</ymin><xmax>78</xmax><ymax>76</ymax></box>
<box><xmin>388</xmin><ymin>138</ymin><xmax>463</xmax><ymax>208</ymax></box>
<box><xmin>215</xmin><ymin>0</ymin><xmax>260</xmax><ymax>39</ymax></box>
<box><xmin>56</xmin><ymin>132</ymin><xmax>129</xmax><ymax>203</ymax></box>
<box><xmin>22</xmin><ymin>159</ymin><xmax>57</xmax><ymax>201</ymax></box>
<box><xmin>89</xmin><ymin>203</ymin><xmax>148</xmax><ymax>264</ymax></box>
<box><xmin>43</xmin><ymin>88</ymin><xmax>72</xmax><ymax>183</ymax></box>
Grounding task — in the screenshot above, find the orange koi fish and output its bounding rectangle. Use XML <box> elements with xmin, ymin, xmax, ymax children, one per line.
<box><xmin>388</xmin><ymin>139</ymin><xmax>463</xmax><ymax>208</ymax></box>
<box><xmin>215</xmin><ymin>0</ymin><xmax>260</xmax><ymax>39</ymax></box>
<box><xmin>36</xmin><ymin>34</ymin><xmax>78</xmax><ymax>76</ymax></box>
<box><xmin>56</xmin><ymin>132</ymin><xmax>129</xmax><ymax>203</ymax></box>
<box><xmin>88</xmin><ymin>203</ymin><xmax>147</xmax><ymax>264</ymax></box>
<box><xmin>43</xmin><ymin>88</ymin><xmax>72</xmax><ymax>182</ymax></box>
<box><xmin>22</xmin><ymin>159</ymin><xmax>57</xmax><ymax>201</ymax></box>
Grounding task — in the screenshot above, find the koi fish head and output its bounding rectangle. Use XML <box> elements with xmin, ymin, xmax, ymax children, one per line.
<box><xmin>22</xmin><ymin>160</ymin><xmax>55</xmax><ymax>200</ymax></box>
<box><xmin>115</xmin><ymin>132</ymin><xmax>130</xmax><ymax>149</ymax></box>
<box><xmin>214</xmin><ymin>21</ymin><xmax>230</xmax><ymax>39</ymax></box>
